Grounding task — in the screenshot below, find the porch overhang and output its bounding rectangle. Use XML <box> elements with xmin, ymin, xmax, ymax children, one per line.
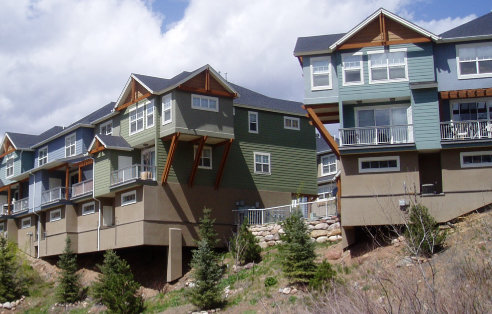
<box><xmin>440</xmin><ymin>88</ymin><xmax>492</xmax><ymax>100</ymax></box>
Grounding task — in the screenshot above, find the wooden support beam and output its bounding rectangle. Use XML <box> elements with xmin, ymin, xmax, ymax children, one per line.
<box><xmin>176</xmin><ymin>86</ymin><xmax>236</xmax><ymax>98</ymax></box>
<box><xmin>215</xmin><ymin>139</ymin><xmax>233</xmax><ymax>190</ymax></box>
<box><xmin>65</xmin><ymin>165</ymin><xmax>69</xmax><ymax>200</ymax></box>
<box><xmin>0</xmin><ymin>148</ymin><xmax>15</xmax><ymax>159</ymax></box>
<box><xmin>131</xmin><ymin>78</ymin><xmax>136</xmax><ymax>102</ymax></box>
<box><xmin>49</xmin><ymin>163</ymin><xmax>69</xmax><ymax>171</ymax></box>
<box><xmin>385</xmin><ymin>38</ymin><xmax>431</xmax><ymax>45</ymax></box>
<box><xmin>379</xmin><ymin>13</ymin><xmax>384</xmax><ymax>43</ymax></box>
<box><xmin>161</xmin><ymin>133</ymin><xmax>180</xmax><ymax>184</ymax></box>
<box><xmin>305</xmin><ymin>107</ymin><xmax>340</xmax><ymax>157</ymax></box>
<box><xmin>336</xmin><ymin>177</ymin><xmax>341</xmax><ymax>215</ymax></box>
<box><xmin>7</xmin><ymin>185</ymin><xmax>11</xmax><ymax>215</ymax></box>
<box><xmin>303</xmin><ymin>103</ymin><xmax>338</xmax><ymax>109</ymax></box>
<box><xmin>205</xmin><ymin>69</ymin><xmax>210</xmax><ymax>91</ymax></box>
<box><xmin>78</xmin><ymin>166</ymin><xmax>82</xmax><ymax>182</ymax></box>
<box><xmin>116</xmin><ymin>92</ymin><xmax>152</xmax><ymax>112</ymax></box>
<box><xmin>316</xmin><ymin>112</ymin><xmax>340</xmax><ymax>117</ymax></box>
<box><xmin>188</xmin><ymin>136</ymin><xmax>207</xmax><ymax>187</ymax></box>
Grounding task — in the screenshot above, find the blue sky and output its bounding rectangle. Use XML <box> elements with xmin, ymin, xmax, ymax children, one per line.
<box><xmin>404</xmin><ymin>0</ymin><xmax>491</xmax><ymax>21</ymax></box>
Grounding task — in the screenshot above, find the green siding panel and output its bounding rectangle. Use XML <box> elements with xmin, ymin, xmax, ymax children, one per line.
<box><xmin>120</xmin><ymin>98</ymin><xmax>157</xmax><ymax>147</ymax></box>
<box><xmin>411</xmin><ymin>89</ymin><xmax>441</xmax><ymax>150</ymax></box>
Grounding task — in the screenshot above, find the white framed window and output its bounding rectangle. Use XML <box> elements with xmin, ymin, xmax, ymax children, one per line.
<box><xmin>21</xmin><ymin>217</ymin><xmax>31</xmax><ymax>229</ymax></box>
<box><xmin>318</xmin><ymin>183</ymin><xmax>336</xmax><ymax>200</ymax></box>
<box><xmin>82</xmin><ymin>202</ymin><xmax>96</xmax><ymax>215</ymax></box>
<box><xmin>460</xmin><ymin>151</ymin><xmax>492</xmax><ymax>168</ymax></box>
<box><xmin>450</xmin><ymin>99</ymin><xmax>492</xmax><ymax>121</ymax></box>
<box><xmin>284</xmin><ymin>117</ymin><xmax>300</xmax><ymax>130</ymax></box>
<box><xmin>121</xmin><ymin>190</ymin><xmax>137</xmax><ymax>206</ymax></box>
<box><xmin>356</xmin><ymin>105</ymin><xmax>413</xmax><ymax>143</ymax></box>
<box><xmin>248</xmin><ymin>111</ymin><xmax>258</xmax><ymax>133</ymax></box>
<box><xmin>456</xmin><ymin>42</ymin><xmax>492</xmax><ymax>79</ymax></box>
<box><xmin>5</xmin><ymin>152</ymin><xmax>14</xmax><ymax>178</ymax></box>
<box><xmin>191</xmin><ymin>94</ymin><xmax>218</xmax><ymax>112</ymax></box>
<box><xmin>194</xmin><ymin>146</ymin><xmax>212</xmax><ymax>169</ymax></box>
<box><xmin>321</xmin><ymin>154</ymin><xmax>337</xmax><ymax>176</ymax></box>
<box><xmin>65</xmin><ymin>133</ymin><xmax>76</xmax><ymax>157</ymax></box>
<box><xmin>310</xmin><ymin>56</ymin><xmax>332</xmax><ymax>90</ymax></box>
<box><xmin>162</xmin><ymin>94</ymin><xmax>172</xmax><ymax>125</ymax></box>
<box><xmin>129</xmin><ymin>101</ymin><xmax>146</xmax><ymax>135</ymax></box>
<box><xmin>254</xmin><ymin>152</ymin><xmax>271</xmax><ymax>175</ymax></box>
<box><xmin>146</xmin><ymin>102</ymin><xmax>154</xmax><ymax>128</ymax></box>
<box><xmin>49</xmin><ymin>208</ymin><xmax>62</xmax><ymax>222</ymax></box>
<box><xmin>342</xmin><ymin>52</ymin><xmax>364</xmax><ymax>85</ymax></box>
<box><xmin>358</xmin><ymin>156</ymin><xmax>400</xmax><ymax>173</ymax></box>
<box><xmin>38</xmin><ymin>146</ymin><xmax>48</xmax><ymax>166</ymax></box>
<box><xmin>368</xmin><ymin>49</ymin><xmax>408</xmax><ymax>83</ymax></box>
<box><xmin>100</xmin><ymin>120</ymin><xmax>113</xmax><ymax>135</ymax></box>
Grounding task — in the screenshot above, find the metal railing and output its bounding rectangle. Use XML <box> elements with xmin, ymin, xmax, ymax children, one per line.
<box><xmin>232</xmin><ymin>198</ymin><xmax>336</xmax><ymax>226</ymax></box>
<box><xmin>110</xmin><ymin>164</ymin><xmax>156</xmax><ymax>186</ymax></box>
<box><xmin>41</xmin><ymin>187</ymin><xmax>66</xmax><ymax>205</ymax></box>
<box><xmin>71</xmin><ymin>179</ymin><xmax>93</xmax><ymax>198</ymax></box>
<box><xmin>12</xmin><ymin>197</ymin><xmax>29</xmax><ymax>213</ymax></box>
<box><xmin>339</xmin><ymin>124</ymin><xmax>413</xmax><ymax>146</ymax></box>
<box><xmin>440</xmin><ymin>120</ymin><xmax>492</xmax><ymax>141</ymax></box>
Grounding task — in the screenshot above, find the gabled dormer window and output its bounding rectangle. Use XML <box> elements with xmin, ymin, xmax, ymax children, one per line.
<box><xmin>38</xmin><ymin>146</ymin><xmax>48</xmax><ymax>166</ymax></box>
<box><xmin>192</xmin><ymin>94</ymin><xmax>218</xmax><ymax>112</ymax></box>
<box><xmin>100</xmin><ymin>120</ymin><xmax>112</xmax><ymax>135</ymax></box>
<box><xmin>342</xmin><ymin>52</ymin><xmax>364</xmax><ymax>85</ymax></box>
<box><xmin>5</xmin><ymin>152</ymin><xmax>14</xmax><ymax>178</ymax></box>
<box><xmin>457</xmin><ymin>42</ymin><xmax>492</xmax><ymax>79</ymax></box>
<box><xmin>248</xmin><ymin>111</ymin><xmax>258</xmax><ymax>133</ymax></box>
<box><xmin>65</xmin><ymin>133</ymin><xmax>76</xmax><ymax>157</ymax></box>
<box><xmin>368</xmin><ymin>49</ymin><xmax>408</xmax><ymax>83</ymax></box>
<box><xmin>310</xmin><ymin>56</ymin><xmax>332</xmax><ymax>90</ymax></box>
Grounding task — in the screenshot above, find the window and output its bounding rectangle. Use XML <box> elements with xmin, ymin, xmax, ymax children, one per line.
<box><xmin>162</xmin><ymin>94</ymin><xmax>172</xmax><ymax>125</ymax></box>
<box><xmin>321</xmin><ymin>154</ymin><xmax>337</xmax><ymax>175</ymax></box>
<box><xmin>248</xmin><ymin>111</ymin><xmax>258</xmax><ymax>133</ymax></box>
<box><xmin>146</xmin><ymin>102</ymin><xmax>154</xmax><ymax>128</ymax></box>
<box><xmin>191</xmin><ymin>94</ymin><xmax>218</xmax><ymax>112</ymax></box>
<box><xmin>100</xmin><ymin>120</ymin><xmax>113</xmax><ymax>135</ymax></box>
<box><xmin>368</xmin><ymin>49</ymin><xmax>407</xmax><ymax>83</ymax></box>
<box><xmin>318</xmin><ymin>183</ymin><xmax>336</xmax><ymax>199</ymax></box>
<box><xmin>460</xmin><ymin>151</ymin><xmax>492</xmax><ymax>168</ymax></box>
<box><xmin>284</xmin><ymin>117</ymin><xmax>300</xmax><ymax>130</ymax></box>
<box><xmin>254</xmin><ymin>152</ymin><xmax>271</xmax><ymax>174</ymax></box>
<box><xmin>5</xmin><ymin>153</ymin><xmax>14</xmax><ymax>178</ymax></box>
<box><xmin>359</xmin><ymin>156</ymin><xmax>400</xmax><ymax>173</ymax></box>
<box><xmin>38</xmin><ymin>146</ymin><xmax>48</xmax><ymax>166</ymax></box>
<box><xmin>310</xmin><ymin>56</ymin><xmax>332</xmax><ymax>90</ymax></box>
<box><xmin>457</xmin><ymin>42</ymin><xmax>492</xmax><ymax>79</ymax></box>
<box><xmin>65</xmin><ymin>133</ymin><xmax>76</xmax><ymax>157</ymax></box>
<box><xmin>82</xmin><ymin>202</ymin><xmax>96</xmax><ymax>215</ymax></box>
<box><xmin>102</xmin><ymin>206</ymin><xmax>114</xmax><ymax>226</ymax></box>
<box><xmin>129</xmin><ymin>101</ymin><xmax>146</xmax><ymax>135</ymax></box>
<box><xmin>21</xmin><ymin>217</ymin><xmax>31</xmax><ymax>229</ymax></box>
<box><xmin>194</xmin><ymin>146</ymin><xmax>212</xmax><ymax>169</ymax></box>
<box><xmin>451</xmin><ymin>100</ymin><xmax>492</xmax><ymax>121</ymax></box>
<box><xmin>49</xmin><ymin>208</ymin><xmax>62</xmax><ymax>222</ymax></box>
<box><xmin>121</xmin><ymin>190</ymin><xmax>137</xmax><ymax>206</ymax></box>
<box><xmin>342</xmin><ymin>52</ymin><xmax>363</xmax><ymax>85</ymax></box>
<box><xmin>356</xmin><ymin>106</ymin><xmax>411</xmax><ymax>143</ymax></box>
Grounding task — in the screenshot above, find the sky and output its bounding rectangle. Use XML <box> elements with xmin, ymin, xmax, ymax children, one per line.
<box><xmin>0</xmin><ymin>0</ymin><xmax>491</xmax><ymax>137</ymax></box>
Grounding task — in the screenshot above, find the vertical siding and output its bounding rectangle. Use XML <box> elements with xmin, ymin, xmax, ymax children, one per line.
<box><xmin>411</xmin><ymin>89</ymin><xmax>441</xmax><ymax>150</ymax></box>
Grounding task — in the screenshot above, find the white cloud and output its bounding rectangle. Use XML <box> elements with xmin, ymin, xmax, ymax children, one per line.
<box><xmin>0</xmin><ymin>0</ymin><xmax>477</xmax><ymax>136</ymax></box>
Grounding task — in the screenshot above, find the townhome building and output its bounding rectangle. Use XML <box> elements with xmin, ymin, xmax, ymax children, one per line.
<box><xmin>294</xmin><ymin>8</ymin><xmax>492</xmax><ymax>247</ymax></box>
<box><xmin>0</xmin><ymin>64</ymin><xmax>317</xmax><ymax>280</ymax></box>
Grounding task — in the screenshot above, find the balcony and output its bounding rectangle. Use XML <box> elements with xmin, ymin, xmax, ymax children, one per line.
<box><xmin>12</xmin><ymin>197</ymin><xmax>29</xmax><ymax>214</ymax></box>
<box><xmin>440</xmin><ymin>120</ymin><xmax>492</xmax><ymax>141</ymax></box>
<box><xmin>110</xmin><ymin>164</ymin><xmax>156</xmax><ymax>186</ymax></box>
<box><xmin>41</xmin><ymin>187</ymin><xmax>67</xmax><ymax>205</ymax></box>
<box><xmin>71</xmin><ymin>179</ymin><xmax>93</xmax><ymax>198</ymax></box>
<box><xmin>0</xmin><ymin>204</ymin><xmax>8</xmax><ymax>216</ymax></box>
<box><xmin>340</xmin><ymin>125</ymin><xmax>414</xmax><ymax>147</ymax></box>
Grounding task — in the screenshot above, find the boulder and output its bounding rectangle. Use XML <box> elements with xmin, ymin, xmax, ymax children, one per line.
<box><xmin>3</xmin><ymin>302</ymin><xmax>11</xmax><ymax>309</ymax></box>
<box><xmin>328</xmin><ymin>235</ymin><xmax>340</xmax><ymax>242</ymax></box>
<box><xmin>267</xmin><ymin>241</ymin><xmax>276</xmax><ymax>246</ymax></box>
<box><xmin>265</xmin><ymin>234</ymin><xmax>275</xmax><ymax>241</ymax></box>
<box><xmin>307</xmin><ymin>225</ymin><xmax>315</xmax><ymax>230</ymax></box>
<box><xmin>278</xmin><ymin>228</ymin><xmax>285</xmax><ymax>234</ymax></box>
<box><xmin>328</xmin><ymin>229</ymin><xmax>341</xmax><ymax>237</ymax></box>
<box><xmin>259</xmin><ymin>242</ymin><xmax>268</xmax><ymax>249</ymax></box>
<box><xmin>314</xmin><ymin>223</ymin><xmax>329</xmax><ymax>230</ymax></box>
<box><xmin>316</xmin><ymin>236</ymin><xmax>328</xmax><ymax>243</ymax></box>
<box><xmin>282</xmin><ymin>287</ymin><xmax>291</xmax><ymax>294</ymax></box>
<box><xmin>328</xmin><ymin>222</ymin><xmax>340</xmax><ymax>231</ymax></box>
<box><xmin>310</xmin><ymin>230</ymin><xmax>328</xmax><ymax>238</ymax></box>
<box><xmin>325</xmin><ymin>249</ymin><xmax>342</xmax><ymax>260</ymax></box>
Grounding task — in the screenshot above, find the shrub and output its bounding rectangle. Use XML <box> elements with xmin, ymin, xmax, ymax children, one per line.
<box><xmin>278</xmin><ymin>210</ymin><xmax>316</xmax><ymax>284</ymax></box>
<box><xmin>405</xmin><ymin>204</ymin><xmax>446</xmax><ymax>257</ymax></box>
<box><xmin>264</xmin><ymin>276</ymin><xmax>278</xmax><ymax>288</ymax></box>
<box><xmin>309</xmin><ymin>260</ymin><xmax>337</xmax><ymax>290</ymax></box>
<box><xmin>0</xmin><ymin>237</ymin><xmax>29</xmax><ymax>302</ymax></box>
<box><xmin>92</xmin><ymin>250</ymin><xmax>144</xmax><ymax>313</ymax></box>
<box><xmin>56</xmin><ymin>237</ymin><xmax>82</xmax><ymax>304</ymax></box>
<box><xmin>230</xmin><ymin>218</ymin><xmax>261</xmax><ymax>265</ymax></box>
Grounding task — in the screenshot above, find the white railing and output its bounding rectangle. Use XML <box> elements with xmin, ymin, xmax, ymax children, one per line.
<box><xmin>41</xmin><ymin>187</ymin><xmax>66</xmax><ymax>205</ymax></box>
<box><xmin>440</xmin><ymin>120</ymin><xmax>492</xmax><ymax>141</ymax></box>
<box><xmin>0</xmin><ymin>204</ymin><xmax>8</xmax><ymax>216</ymax></box>
<box><xmin>110</xmin><ymin>164</ymin><xmax>156</xmax><ymax>186</ymax></box>
<box><xmin>72</xmin><ymin>179</ymin><xmax>93</xmax><ymax>198</ymax></box>
<box><xmin>232</xmin><ymin>198</ymin><xmax>337</xmax><ymax>226</ymax></box>
<box><xmin>339</xmin><ymin>125</ymin><xmax>413</xmax><ymax>146</ymax></box>
<box><xmin>12</xmin><ymin>197</ymin><xmax>29</xmax><ymax>213</ymax></box>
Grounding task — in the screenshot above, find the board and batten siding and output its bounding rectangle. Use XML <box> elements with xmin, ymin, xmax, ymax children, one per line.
<box><xmin>411</xmin><ymin>88</ymin><xmax>441</xmax><ymax>150</ymax></box>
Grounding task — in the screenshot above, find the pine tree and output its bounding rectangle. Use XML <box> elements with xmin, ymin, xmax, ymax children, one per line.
<box><xmin>0</xmin><ymin>237</ymin><xmax>27</xmax><ymax>302</ymax></box>
<box><xmin>279</xmin><ymin>210</ymin><xmax>316</xmax><ymax>284</ymax></box>
<box><xmin>230</xmin><ymin>218</ymin><xmax>261</xmax><ymax>265</ymax></box>
<box><xmin>198</xmin><ymin>207</ymin><xmax>219</xmax><ymax>247</ymax></box>
<box><xmin>56</xmin><ymin>237</ymin><xmax>81</xmax><ymax>304</ymax></box>
<box><xmin>405</xmin><ymin>204</ymin><xmax>446</xmax><ymax>257</ymax></box>
<box><xmin>92</xmin><ymin>250</ymin><xmax>144</xmax><ymax>314</ymax></box>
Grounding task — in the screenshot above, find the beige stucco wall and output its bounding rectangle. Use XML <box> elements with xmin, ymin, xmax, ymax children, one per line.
<box><xmin>16</xmin><ymin>215</ymin><xmax>36</xmax><ymax>257</ymax></box>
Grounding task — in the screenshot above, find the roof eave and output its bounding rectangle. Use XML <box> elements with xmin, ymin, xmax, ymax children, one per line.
<box><xmin>31</xmin><ymin>124</ymin><xmax>94</xmax><ymax>149</ymax></box>
<box><xmin>233</xmin><ymin>103</ymin><xmax>305</xmax><ymax>117</ymax></box>
<box><xmin>294</xmin><ymin>49</ymin><xmax>334</xmax><ymax>57</ymax></box>
<box><xmin>438</xmin><ymin>34</ymin><xmax>492</xmax><ymax>43</ymax></box>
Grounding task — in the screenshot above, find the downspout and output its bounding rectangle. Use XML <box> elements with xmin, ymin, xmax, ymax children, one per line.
<box><xmin>29</xmin><ymin>172</ymin><xmax>40</xmax><ymax>258</ymax></box>
<box><xmin>90</xmin><ymin>156</ymin><xmax>101</xmax><ymax>251</ymax></box>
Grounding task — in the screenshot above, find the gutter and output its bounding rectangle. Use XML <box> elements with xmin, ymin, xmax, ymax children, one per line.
<box><xmin>90</xmin><ymin>156</ymin><xmax>101</xmax><ymax>251</ymax></box>
<box><xmin>438</xmin><ymin>34</ymin><xmax>492</xmax><ymax>43</ymax></box>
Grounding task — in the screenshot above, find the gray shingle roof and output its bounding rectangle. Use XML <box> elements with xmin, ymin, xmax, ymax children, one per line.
<box><xmin>6</xmin><ymin>132</ymin><xmax>38</xmax><ymax>150</ymax></box>
<box><xmin>96</xmin><ymin>134</ymin><xmax>132</xmax><ymax>150</ymax></box>
<box><xmin>133</xmin><ymin>72</ymin><xmax>192</xmax><ymax>93</ymax></box>
<box><xmin>294</xmin><ymin>33</ymin><xmax>346</xmax><ymax>56</ymax></box>
<box><xmin>440</xmin><ymin>11</ymin><xmax>492</xmax><ymax>39</ymax></box>
<box><xmin>67</xmin><ymin>102</ymin><xmax>115</xmax><ymax>128</ymax></box>
<box><xmin>316</xmin><ymin>136</ymin><xmax>339</xmax><ymax>154</ymax></box>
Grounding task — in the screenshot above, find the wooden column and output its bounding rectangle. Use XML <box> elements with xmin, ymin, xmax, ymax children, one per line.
<box><xmin>7</xmin><ymin>185</ymin><xmax>11</xmax><ymax>215</ymax></box>
<box><xmin>65</xmin><ymin>165</ymin><xmax>69</xmax><ymax>200</ymax></box>
<box><xmin>189</xmin><ymin>136</ymin><xmax>207</xmax><ymax>187</ymax></box>
<box><xmin>78</xmin><ymin>166</ymin><xmax>82</xmax><ymax>183</ymax></box>
<box><xmin>161</xmin><ymin>133</ymin><xmax>180</xmax><ymax>184</ymax></box>
<box><xmin>214</xmin><ymin>139</ymin><xmax>233</xmax><ymax>190</ymax></box>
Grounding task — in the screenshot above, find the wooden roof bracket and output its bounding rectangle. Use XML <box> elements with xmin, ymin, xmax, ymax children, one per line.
<box><xmin>188</xmin><ymin>136</ymin><xmax>208</xmax><ymax>187</ymax></box>
<box><xmin>161</xmin><ymin>132</ymin><xmax>180</xmax><ymax>185</ymax></box>
<box><xmin>214</xmin><ymin>139</ymin><xmax>233</xmax><ymax>190</ymax></box>
<box><xmin>304</xmin><ymin>106</ymin><xmax>340</xmax><ymax>158</ymax></box>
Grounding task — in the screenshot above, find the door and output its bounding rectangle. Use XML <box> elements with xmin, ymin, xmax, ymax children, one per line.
<box><xmin>141</xmin><ymin>147</ymin><xmax>155</xmax><ymax>179</ymax></box>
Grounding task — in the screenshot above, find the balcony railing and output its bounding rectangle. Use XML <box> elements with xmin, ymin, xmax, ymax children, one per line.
<box><xmin>440</xmin><ymin>120</ymin><xmax>492</xmax><ymax>141</ymax></box>
<box><xmin>71</xmin><ymin>179</ymin><xmax>93</xmax><ymax>198</ymax></box>
<box><xmin>340</xmin><ymin>125</ymin><xmax>414</xmax><ymax>146</ymax></box>
<box><xmin>41</xmin><ymin>187</ymin><xmax>67</xmax><ymax>205</ymax></box>
<box><xmin>0</xmin><ymin>204</ymin><xmax>8</xmax><ymax>216</ymax></box>
<box><xmin>12</xmin><ymin>197</ymin><xmax>29</xmax><ymax>214</ymax></box>
<box><xmin>110</xmin><ymin>164</ymin><xmax>156</xmax><ymax>186</ymax></box>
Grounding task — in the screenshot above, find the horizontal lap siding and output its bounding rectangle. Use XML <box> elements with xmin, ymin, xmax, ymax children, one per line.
<box><xmin>120</xmin><ymin>98</ymin><xmax>156</xmax><ymax>147</ymax></box>
<box><xmin>0</xmin><ymin>151</ymin><xmax>20</xmax><ymax>185</ymax></box>
<box><xmin>412</xmin><ymin>89</ymin><xmax>441</xmax><ymax>150</ymax></box>
<box><xmin>93</xmin><ymin>151</ymin><xmax>113</xmax><ymax>197</ymax></box>
<box><xmin>303</xmin><ymin>56</ymin><xmax>340</xmax><ymax>105</ymax></box>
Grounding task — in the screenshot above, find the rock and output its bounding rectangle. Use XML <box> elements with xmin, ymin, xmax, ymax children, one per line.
<box><xmin>273</xmin><ymin>224</ymin><xmax>281</xmax><ymax>231</ymax></box>
<box><xmin>307</xmin><ymin>225</ymin><xmax>315</xmax><ymax>230</ymax></box>
<box><xmin>328</xmin><ymin>229</ymin><xmax>341</xmax><ymax>236</ymax></box>
<box><xmin>259</xmin><ymin>242</ymin><xmax>268</xmax><ymax>249</ymax></box>
<box><xmin>2</xmin><ymin>303</ymin><xmax>11</xmax><ymax>310</ymax></box>
<box><xmin>398</xmin><ymin>235</ymin><xmax>405</xmax><ymax>242</ymax></box>
<box><xmin>273</xmin><ymin>233</ymin><xmax>280</xmax><ymax>240</ymax></box>
<box><xmin>391</xmin><ymin>238</ymin><xmax>399</xmax><ymax>245</ymax></box>
<box><xmin>271</xmin><ymin>229</ymin><xmax>278</xmax><ymax>235</ymax></box>
<box><xmin>0</xmin><ymin>303</ymin><xmax>3</xmax><ymax>308</ymax></box>
<box><xmin>325</xmin><ymin>249</ymin><xmax>342</xmax><ymax>260</ymax></box>
<box><xmin>328</xmin><ymin>235</ymin><xmax>340</xmax><ymax>242</ymax></box>
<box><xmin>328</xmin><ymin>222</ymin><xmax>340</xmax><ymax>231</ymax></box>
<box><xmin>314</xmin><ymin>223</ymin><xmax>328</xmax><ymax>229</ymax></box>
<box><xmin>282</xmin><ymin>287</ymin><xmax>291</xmax><ymax>294</ymax></box>
<box><xmin>316</xmin><ymin>236</ymin><xmax>328</xmax><ymax>243</ymax></box>
<box><xmin>244</xmin><ymin>262</ymin><xmax>254</xmax><ymax>269</ymax></box>
<box><xmin>325</xmin><ymin>219</ymin><xmax>336</xmax><ymax>224</ymax></box>
<box><xmin>267</xmin><ymin>241</ymin><xmax>275</xmax><ymax>246</ymax></box>
<box><xmin>278</xmin><ymin>228</ymin><xmax>285</xmax><ymax>234</ymax></box>
<box><xmin>265</xmin><ymin>234</ymin><xmax>275</xmax><ymax>241</ymax></box>
<box><xmin>291</xmin><ymin>288</ymin><xmax>298</xmax><ymax>294</ymax></box>
<box><xmin>311</xmin><ymin>230</ymin><xmax>328</xmax><ymax>238</ymax></box>
<box><xmin>15</xmin><ymin>300</ymin><xmax>20</xmax><ymax>306</ymax></box>
<box><xmin>396</xmin><ymin>256</ymin><xmax>413</xmax><ymax>267</ymax></box>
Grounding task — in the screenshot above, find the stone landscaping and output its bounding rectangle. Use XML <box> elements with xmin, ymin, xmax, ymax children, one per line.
<box><xmin>0</xmin><ymin>296</ymin><xmax>25</xmax><ymax>311</ymax></box>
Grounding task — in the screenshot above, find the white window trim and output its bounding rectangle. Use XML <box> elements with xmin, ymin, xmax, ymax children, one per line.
<box><xmin>191</xmin><ymin>94</ymin><xmax>219</xmax><ymax>112</ymax></box>
<box><xmin>359</xmin><ymin>156</ymin><xmax>400</xmax><ymax>173</ymax></box>
<box><xmin>5</xmin><ymin>152</ymin><xmax>14</xmax><ymax>178</ymax></box>
<box><xmin>38</xmin><ymin>146</ymin><xmax>48</xmax><ymax>167</ymax></box>
<box><xmin>248</xmin><ymin>111</ymin><xmax>258</xmax><ymax>134</ymax></box>
<box><xmin>49</xmin><ymin>208</ymin><xmax>62</xmax><ymax>222</ymax></box>
<box><xmin>321</xmin><ymin>155</ymin><xmax>337</xmax><ymax>176</ymax></box>
<box><xmin>100</xmin><ymin>120</ymin><xmax>113</xmax><ymax>135</ymax></box>
<box><xmin>456</xmin><ymin>42</ymin><xmax>492</xmax><ymax>80</ymax></box>
<box><xmin>194</xmin><ymin>145</ymin><xmax>213</xmax><ymax>170</ymax></box>
<box><xmin>460</xmin><ymin>151</ymin><xmax>492</xmax><ymax>168</ymax></box>
<box><xmin>449</xmin><ymin>98</ymin><xmax>492</xmax><ymax>121</ymax></box>
<box><xmin>146</xmin><ymin>102</ymin><xmax>155</xmax><ymax>129</ymax></box>
<box><xmin>21</xmin><ymin>217</ymin><xmax>31</xmax><ymax>229</ymax></box>
<box><xmin>310</xmin><ymin>56</ymin><xmax>332</xmax><ymax>90</ymax></box>
<box><xmin>254</xmin><ymin>152</ymin><xmax>271</xmax><ymax>175</ymax></box>
<box><xmin>82</xmin><ymin>201</ymin><xmax>96</xmax><ymax>216</ymax></box>
<box><xmin>354</xmin><ymin>104</ymin><xmax>413</xmax><ymax>127</ymax></box>
<box><xmin>342</xmin><ymin>52</ymin><xmax>364</xmax><ymax>86</ymax></box>
<box><xmin>162</xmin><ymin>94</ymin><xmax>172</xmax><ymax>125</ymax></box>
<box><xmin>65</xmin><ymin>133</ymin><xmax>76</xmax><ymax>158</ymax></box>
<box><xmin>368</xmin><ymin>48</ymin><xmax>409</xmax><ymax>84</ymax></box>
<box><xmin>121</xmin><ymin>190</ymin><xmax>137</xmax><ymax>206</ymax></box>
<box><xmin>129</xmin><ymin>101</ymin><xmax>147</xmax><ymax>136</ymax></box>
<box><xmin>284</xmin><ymin>116</ymin><xmax>300</xmax><ymax>130</ymax></box>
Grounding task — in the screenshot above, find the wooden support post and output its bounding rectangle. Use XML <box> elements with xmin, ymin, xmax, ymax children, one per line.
<box><xmin>305</xmin><ymin>107</ymin><xmax>340</xmax><ymax>157</ymax></box>
<box><xmin>188</xmin><ymin>136</ymin><xmax>207</xmax><ymax>187</ymax></box>
<box><xmin>161</xmin><ymin>133</ymin><xmax>180</xmax><ymax>184</ymax></box>
<box><xmin>78</xmin><ymin>166</ymin><xmax>82</xmax><ymax>183</ymax></box>
<box><xmin>336</xmin><ymin>177</ymin><xmax>341</xmax><ymax>215</ymax></box>
<box><xmin>7</xmin><ymin>185</ymin><xmax>11</xmax><ymax>215</ymax></box>
<box><xmin>65</xmin><ymin>165</ymin><xmax>69</xmax><ymax>200</ymax></box>
<box><xmin>18</xmin><ymin>183</ymin><xmax>22</xmax><ymax>200</ymax></box>
<box><xmin>214</xmin><ymin>139</ymin><xmax>233</xmax><ymax>190</ymax></box>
